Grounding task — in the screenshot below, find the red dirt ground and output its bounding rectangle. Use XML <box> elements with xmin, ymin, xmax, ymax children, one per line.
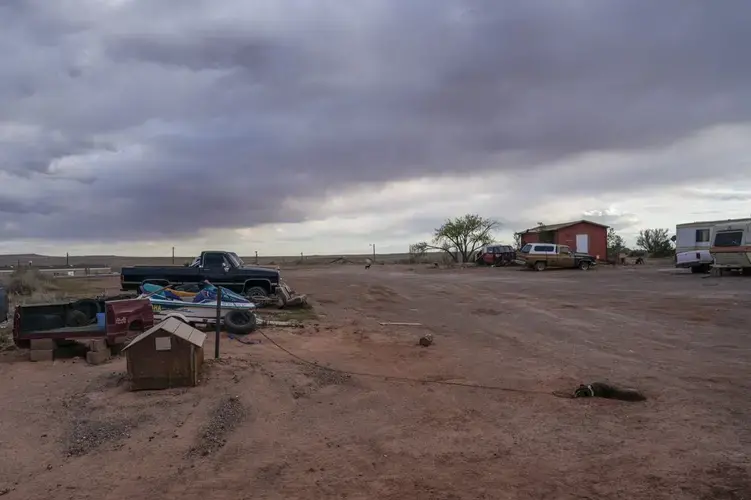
<box><xmin>0</xmin><ymin>265</ymin><xmax>749</xmax><ymax>499</ymax></box>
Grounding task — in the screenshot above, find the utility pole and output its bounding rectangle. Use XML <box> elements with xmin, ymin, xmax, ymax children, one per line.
<box><xmin>172</xmin><ymin>247</ymin><xmax>175</xmax><ymax>264</ymax></box>
<box><xmin>370</xmin><ymin>243</ymin><xmax>376</xmax><ymax>263</ymax></box>
<box><xmin>66</xmin><ymin>252</ymin><xmax>69</xmax><ymax>267</ymax></box>
<box><xmin>255</xmin><ymin>251</ymin><xmax>258</xmax><ymax>265</ymax></box>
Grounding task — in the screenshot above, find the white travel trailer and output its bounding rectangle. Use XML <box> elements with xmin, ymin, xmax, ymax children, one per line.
<box><xmin>710</xmin><ymin>219</ymin><xmax>751</xmax><ymax>273</ymax></box>
<box><xmin>674</xmin><ymin>219</ymin><xmax>723</xmax><ymax>273</ymax></box>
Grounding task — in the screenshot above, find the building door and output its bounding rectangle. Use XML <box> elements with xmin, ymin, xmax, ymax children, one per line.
<box><xmin>576</xmin><ymin>234</ymin><xmax>589</xmax><ymax>253</ymax></box>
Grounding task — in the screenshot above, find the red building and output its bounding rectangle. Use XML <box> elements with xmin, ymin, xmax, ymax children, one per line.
<box><xmin>517</xmin><ymin>220</ymin><xmax>609</xmax><ymax>261</ymax></box>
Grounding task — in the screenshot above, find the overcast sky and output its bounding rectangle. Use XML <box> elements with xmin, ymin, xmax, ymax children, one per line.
<box><xmin>2</xmin><ymin>0</ymin><xmax>751</xmax><ymax>257</ymax></box>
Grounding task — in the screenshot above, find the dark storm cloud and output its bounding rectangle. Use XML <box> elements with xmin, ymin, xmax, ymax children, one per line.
<box><xmin>2</xmin><ymin>0</ymin><xmax>751</xmax><ymax>241</ymax></box>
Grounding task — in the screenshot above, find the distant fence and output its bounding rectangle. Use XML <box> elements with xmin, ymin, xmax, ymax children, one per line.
<box><xmin>0</xmin><ymin>267</ymin><xmax>113</xmax><ymax>277</ymax></box>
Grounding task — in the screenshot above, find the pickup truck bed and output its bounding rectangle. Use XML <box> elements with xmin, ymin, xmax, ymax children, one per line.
<box><xmin>13</xmin><ymin>298</ymin><xmax>154</xmax><ymax>348</ymax></box>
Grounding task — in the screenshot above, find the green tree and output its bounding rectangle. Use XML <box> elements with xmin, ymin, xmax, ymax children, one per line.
<box><xmin>412</xmin><ymin>214</ymin><xmax>499</xmax><ymax>263</ymax></box>
<box><xmin>636</xmin><ymin>228</ymin><xmax>674</xmax><ymax>257</ymax></box>
<box><xmin>607</xmin><ymin>228</ymin><xmax>626</xmax><ymax>260</ymax></box>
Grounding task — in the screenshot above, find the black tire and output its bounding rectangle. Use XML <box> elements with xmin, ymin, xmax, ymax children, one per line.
<box><xmin>534</xmin><ymin>261</ymin><xmax>546</xmax><ymax>272</ymax></box>
<box><xmin>66</xmin><ymin>310</ymin><xmax>90</xmax><ymax>327</ymax></box>
<box><xmin>244</xmin><ymin>286</ymin><xmax>268</xmax><ymax>299</ymax></box>
<box><xmin>72</xmin><ymin>299</ymin><xmax>101</xmax><ymax>320</ymax></box>
<box><xmin>224</xmin><ymin>310</ymin><xmax>257</xmax><ymax>334</ymax></box>
<box><xmin>579</xmin><ymin>261</ymin><xmax>590</xmax><ymax>271</ymax></box>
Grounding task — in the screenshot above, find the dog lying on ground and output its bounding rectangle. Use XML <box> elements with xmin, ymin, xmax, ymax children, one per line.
<box><xmin>573</xmin><ymin>382</ymin><xmax>646</xmax><ymax>401</ymax></box>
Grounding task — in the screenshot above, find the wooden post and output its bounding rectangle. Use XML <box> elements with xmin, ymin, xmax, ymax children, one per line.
<box><xmin>255</xmin><ymin>251</ymin><xmax>258</xmax><ymax>265</ymax></box>
<box><xmin>214</xmin><ymin>287</ymin><xmax>222</xmax><ymax>359</ymax></box>
<box><xmin>172</xmin><ymin>247</ymin><xmax>175</xmax><ymax>265</ymax></box>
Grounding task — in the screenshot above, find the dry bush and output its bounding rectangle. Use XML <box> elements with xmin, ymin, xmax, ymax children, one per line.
<box><xmin>3</xmin><ymin>268</ymin><xmax>59</xmax><ymax>296</ymax></box>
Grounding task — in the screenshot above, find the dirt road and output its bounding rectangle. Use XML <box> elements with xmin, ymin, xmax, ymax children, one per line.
<box><xmin>1</xmin><ymin>265</ymin><xmax>749</xmax><ymax>499</ymax></box>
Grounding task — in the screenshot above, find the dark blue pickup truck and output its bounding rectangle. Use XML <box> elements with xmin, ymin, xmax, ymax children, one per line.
<box><xmin>120</xmin><ymin>250</ymin><xmax>291</xmax><ymax>300</ymax></box>
<box><xmin>0</xmin><ymin>285</ymin><xmax>8</xmax><ymax>323</ymax></box>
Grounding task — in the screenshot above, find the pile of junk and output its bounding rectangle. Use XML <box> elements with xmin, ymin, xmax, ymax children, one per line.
<box><xmin>139</xmin><ymin>282</ymin><xmax>261</xmax><ymax>334</ymax></box>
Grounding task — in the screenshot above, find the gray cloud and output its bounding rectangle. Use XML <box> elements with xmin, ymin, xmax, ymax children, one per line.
<box><xmin>2</xmin><ymin>0</ymin><xmax>751</xmax><ymax>242</ymax></box>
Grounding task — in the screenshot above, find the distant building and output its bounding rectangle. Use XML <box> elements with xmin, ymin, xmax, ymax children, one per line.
<box><xmin>517</xmin><ymin>220</ymin><xmax>608</xmax><ymax>260</ymax></box>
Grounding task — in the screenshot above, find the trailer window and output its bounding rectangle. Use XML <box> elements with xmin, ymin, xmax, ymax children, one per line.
<box><xmin>714</xmin><ymin>231</ymin><xmax>743</xmax><ymax>247</ymax></box>
<box><xmin>695</xmin><ymin>229</ymin><xmax>710</xmax><ymax>243</ymax></box>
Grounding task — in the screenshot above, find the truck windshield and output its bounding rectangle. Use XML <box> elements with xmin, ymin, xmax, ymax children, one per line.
<box><xmin>714</xmin><ymin>231</ymin><xmax>743</xmax><ymax>247</ymax></box>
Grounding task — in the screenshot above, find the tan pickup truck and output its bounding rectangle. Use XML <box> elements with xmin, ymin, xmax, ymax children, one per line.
<box><xmin>516</xmin><ymin>243</ymin><xmax>597</xmax><ymax>271</ymax></box>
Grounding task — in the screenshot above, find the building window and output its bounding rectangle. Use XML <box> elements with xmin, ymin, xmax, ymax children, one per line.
<box><xmin>696</xmin><ymin>229</ymin><xmax>710</xmax><ymax>243</ymax></box>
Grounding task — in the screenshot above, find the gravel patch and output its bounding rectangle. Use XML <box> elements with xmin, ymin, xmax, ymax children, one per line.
<box><xmin>302</xmin><ymin>365</ymin><xmax>351</xmax><ymax>386</ymax></box>
<box><xmin>66</xmin><ymin>418</ymin><xmax>136</xmax><ymax>457</ymax></box>
<box><xmin>190</xmin><ymin>396</ymin><xmax>246</xmax><ymax>457</ymax></box>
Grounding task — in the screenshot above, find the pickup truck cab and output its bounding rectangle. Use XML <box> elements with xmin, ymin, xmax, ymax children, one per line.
<box><xmin>120</xmin><ymin>250</ymin><xmax>284</xmax><ymax>299</ymax></box>
<box><xmin>517</xmin><ymin>243</ymin><xmax>596</xmax><ymax>271</ymax></box>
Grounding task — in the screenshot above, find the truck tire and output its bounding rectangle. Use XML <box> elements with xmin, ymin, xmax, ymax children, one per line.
<box><xmin>66</xmin><ymin>310</ymin><xmax>90</xmax><ymax>327</ymax></box>
<box><xmin>534</xmin><ymin>261</ymin><xmax>546</xmax><ymax>272</ymax></box>
<box><xmin>579</xmin><ymin>261</ymin><xmax>591</xmax><ymax>271</ymax></box>
<box><xmin>224</xmin><ymin>310</ymin><xmax>257</xmax><ymax>334</ymax></box>
<box><xmin>72</xmin><ymin>299</ymin><xmax>101</xmax><ymax>320</ymax></box>
<box><xmin>244</xmin><ymin>286</ymin><xmax>268</xmax><ymax>300</ymax></box>
<box><xmin>690</xmin><ymin>266</ymin><xmax>702</xmax><ymax>274</ymax></box>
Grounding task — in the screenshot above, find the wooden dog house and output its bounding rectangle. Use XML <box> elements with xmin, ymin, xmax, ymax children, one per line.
<box><xmin>123</xmin><ymin>317</ymin><xmax>206</xmax><ymax>391</ymax></box>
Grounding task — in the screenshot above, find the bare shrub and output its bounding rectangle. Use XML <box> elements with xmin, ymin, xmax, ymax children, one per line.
<box><xmin>4</xmin><ymin>268</ymin><xmax>58</xmax><ymax>296</ymax></box>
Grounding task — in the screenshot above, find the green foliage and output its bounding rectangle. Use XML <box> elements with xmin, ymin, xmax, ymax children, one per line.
<box><xmin>607</xmin><ymin>228</ymin><xmax>626</xmax><ymax>259</ymax></box>
<box><xmin>412</xmin><ymin>214</ymin><xmax>499</xmax><ymax>263</ymax></box>
<box><xmin>636</xmin><ymin>228</ymin><xmax>674</xmax><ymax>257</ymax></box>
<box><xmin>408</xmin><ymin>243</ymin><xmax>428</xmax><ymax>263</ymax></box>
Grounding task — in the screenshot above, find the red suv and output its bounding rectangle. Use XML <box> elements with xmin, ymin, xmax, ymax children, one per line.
<box><xmin>476</xmin><ymin>245</ymin><xmax>516</xmax><ymax>266</ymax></box>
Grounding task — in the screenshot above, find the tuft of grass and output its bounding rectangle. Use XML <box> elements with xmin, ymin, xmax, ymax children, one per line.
<box><xmin>3</xmin><ymin>268</ymin><xmax>59</xmax><ymax>296</ymax></box>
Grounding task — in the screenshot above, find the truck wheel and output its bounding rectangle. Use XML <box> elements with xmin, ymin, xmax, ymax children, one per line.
<box><xmin>224</xmin><ymin>310</ymin><xmax>257</xmax><ymax>334</ymax></box>
<box><xmin>534</xmin><ymin>261</ymin><xmax>546</xmax><ymax>272</ymax></box>
<box><xmin>72</xmin><ymin>299</ymin><xmax>101</xmax><ymax>320</ymax></box>
<box><xmin>690</xmin><ymin>266</ymin><xmax>702</xmax><ymax>274</ymax></box>
<box><xmin>66</xmin><ymin>310</ymin><xmax>90</xmax><ymax>327</ymax></box>
<box><xmin>579</xmin><ymin>261</ymin><xmax>590</xmax><ymax>271</ymax></box>
<box><xmin>244</xmin><ymin>286</ymin><xmax>268</xmax><ymax>300</ymax></box>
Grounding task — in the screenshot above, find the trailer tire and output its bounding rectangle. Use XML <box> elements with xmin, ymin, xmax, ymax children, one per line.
<box><xmin>224</xmin><ymin>310</ymin><xmax>257</xmax><ymax>334</ymax></box>
<box><xmin>72</xmin><ymin>299</ymin><xmax>101</xmax><ymax>321</ymax></box>
<box><xmin>66</xmin><ymin>310</ymin><xmax>90</xmax><ymax>327</ymax></box>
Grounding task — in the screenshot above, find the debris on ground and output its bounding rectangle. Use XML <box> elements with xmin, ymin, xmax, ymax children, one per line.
<box><xmin>573</xmin><ymin>382</ymin><xmax>647</xmax><ymax>402</ymax></box>
<box><xmin>228</xmin><ymin>334</ymin><xmax>262</xmax><ymax>345</ymax></box>
<box><xmin>418</xmin><ymin>333</ymin><xmax>434</xmax><ymax>347</ymax></box>
<box><xmin>259</xmin><ymin>319</ymin><xmax>304</xmax><ymax>328</ymax></box>
<box><xmin>190</xmin><ymin>396</ymin><xmax>246</xmax><ymax>457</ymax></box>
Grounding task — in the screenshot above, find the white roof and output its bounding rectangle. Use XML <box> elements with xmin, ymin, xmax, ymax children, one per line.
<box><xmin>122</xmin><ymin>317</ymin><xmax>207</xmax><ymax>351</ymax></box>
<box><xmin>677</xmin><ymin>217</ymin><xmax>751</xmax><ymax>229</ymax></box>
